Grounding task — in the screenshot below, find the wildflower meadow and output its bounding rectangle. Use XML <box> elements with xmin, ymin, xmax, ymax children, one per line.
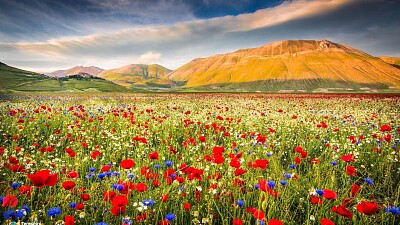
<box><xmin>0</xmin><ymin>93</ymin><xmax>399</xmax><ymax>225</ymax></box>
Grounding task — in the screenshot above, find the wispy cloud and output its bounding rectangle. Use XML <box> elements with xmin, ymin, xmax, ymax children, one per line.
<box><xmin>1</xmin><ymin>0</ymin><xmax>353</xmax><ymax>71</ymax></box>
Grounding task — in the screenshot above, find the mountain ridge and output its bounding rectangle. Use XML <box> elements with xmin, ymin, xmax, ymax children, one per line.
<box><xmin>49</xmin><ymin>66</ymin><xmax>105</xmax><ymax>77</ymax></box>
<box><xmin>168</xmin><ymin>39</ymin><xmax>400</xmax><ymax>92</ymax></box>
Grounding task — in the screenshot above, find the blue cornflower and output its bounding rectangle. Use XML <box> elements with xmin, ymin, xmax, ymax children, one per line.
<box><xmin>290</xmin><ymin>164</ymin><xmax>295</xmax><ymax>169</ymax></box>
<box><xmin>105</xmin><ymin>171</ymin><xmax>112</xmax><ymax>177</ymax></box>
<box><xmin>164</xmin><ymin>160</ymin><xmax>173</xmax><ymax>167</ymax></box>
<box><xmin>284</xmin><ymin>173</ymin><xmax>292</xmax><ymax>179</ymax></box>
<box><xmin>266</xmin><ymin>152</ymin><xmax>272</xmax><ymax>157</ymax></box>
<box><xmin>237</xmin><ymin>200</ymin><xmax>244</xmax><ymax>207</ymax></box>
<box><xmin>21</xmin><ymin>205</ymin><xmax>31</xmax><ymax>213</ymax></box>
<box><xmin>69</xmin><ymin>202</ymin><xmax>77</xmax><ymax>208</ymax></box>
<box><xmin>89</xmin><ymin>167</ymin><xmax>96</xmax><ymax>172</ymax></box>
<box><xmin>94</xmin><ymin>222</ymin><xmax>108</xmax><ymax>225</ymax></box>
<box><xmin>0</xmin><ymin>196</ymin><xmax>4</xmax><ymax>203</ymax></box>
<box><xmin>280</xmin><ymin>180</ymin><xmax>287</xmax><ymax>186</ymax></box>
<box><xmin>385</xmin><ymin>205</ymin><xmax>400</xmax><ymax>215</ymax></box>
<box><xmin>128</xmin><ymin>173</ymin><xmax>135</xmax><ymax>180</ymax></box>
<box><xmin>169</xmin><ymin>173</ymin><xmax>177</xmax><ymax>179</ymax></box>
<box><xmin>112</xmin><ymin>171</ymin><xmax>120</xmax><ymax>177</ymax></box>
<box><xmin>2</xmin><ymin>209</ymin><xmax>14</xmax><ymax>219</ymax></box>
<box><xmin>165</xmin><ymin>213</ymin><xmax>175</xmax><ymax>221</ymax></box>
<box><xmin>257</xmin><ymin>220</ymin><xmax>265</xmax><ymax>225</ymax></box>
<box><xmin>142</xmin><ymin>199</ymin><xmax>155</xmax><ymax>206</ymax></box>
<box><xmin>117</xmin><ymin>184</ymin><xmax>124</xmax><ymax>191</ymax></box>
<box><xmin>47</xmin><ymin>207</ymin><xmax>62</xmax><ymax>217</ymax></box>
<box><xmin>97</xmin><ymin>173</ymin><xmax>106</xmax><ymax>179</ymax></box>
<box><xmin>316</xmin><ymin>190</ymin><xmax>324</xmax><ymax>195</ymax></box>
<box><xmin>154</xmin><ymin>164</ymin><xmax>161</xmax><ymax>169</ymax></box>
<box><xmin>330</xmin><ymin>161</ymin><xmax>338</xmax><ymax>166</ymax></box>
<box><xmin>11</xmin><ymin>182</ymin><xmax>20</xmax><ymax>190</ymax></box>
<box><xmin>364</xmin><ymin>178</ymin><xmax>374</xmax><ymax>185</ymax></box>
<box><xmin>14</xmin><ymin>210</ymin><xmax>25</xmax><ymax>219</ymax></box>
<box><xmin>86</xmin><ymin>173</ymin><xmax>95</xmax><ymax>179</ymax></box>
<box><xmin>254</xmin><ymin>184</ymin><xmax>260</xmax><ymax>189</ymax></box>
<box><xmin>267</xmin><ymin>180</ymin><xmax>276</xmax><ymax>189</ymax></box>
<box><xmin>112</xmin><ymin>184</ymin><xmax>118</xmax><ymax>189</ymax></box>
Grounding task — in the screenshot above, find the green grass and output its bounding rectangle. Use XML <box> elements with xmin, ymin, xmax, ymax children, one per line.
<box><xmin>0</xmin><ymin>63</ymin><xmax>128</xmax><ymax>92</ymax></box>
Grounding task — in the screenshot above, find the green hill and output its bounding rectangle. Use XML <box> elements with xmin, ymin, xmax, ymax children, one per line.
<box><xmin>98</xmin><ymin>64</ymin><xmax>174</xmax><ymax>88</ymax></box>
<box><xmin>0</xmin><ymin>62</ymin><xmax>127</xmax><ymax>92</ymax></box>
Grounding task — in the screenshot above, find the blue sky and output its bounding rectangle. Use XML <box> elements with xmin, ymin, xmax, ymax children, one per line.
<box><xmin>0</xmin><ymin>0</ymin><xmax>399</xmax><ymax>72</ymax></box>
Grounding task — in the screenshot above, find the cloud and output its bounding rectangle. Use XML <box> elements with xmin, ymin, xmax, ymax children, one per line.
<box><xmin>5</xmin><ymin>1</ymin><xmax>351</xmax><ymax>56</ymax></box>
<box><xmin>2</xmin><ymin>0</ymin><xmax>400</xmax><ymax>72</ymax></box>
<box><xmin>137</xmin><ymin>52</ymin><xmax>161</xmax><ymax>64</ymax></box>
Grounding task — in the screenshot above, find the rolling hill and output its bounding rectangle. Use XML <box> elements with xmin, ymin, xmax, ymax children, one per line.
<box><xmin>379</xmin><ymin>56</ymin><xmax>400</xmax><ymax>70</ymax></box>
<box><xmin>49</xmin><ymin>66</ymin><xmax>104</xmax><ymax>77</ymax></box>
<box><xmin>168</xmin><ymin>40</ymin><xmax>400</xmax><ymax>92</ymax></box>
<box><xmin>98</xmin><ymin>64</ymin><xmax>173</xmax><ymax>88</ymax></box>
<box><xmin>0</xmin><ymin>62</ymin><xmax>127</xmax><ymax>92</ymax></box>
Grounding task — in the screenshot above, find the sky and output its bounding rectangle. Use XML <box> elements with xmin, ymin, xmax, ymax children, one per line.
<box><xmin>0</xmin><ymin>0</ymin><xmax>399</xmax><ymax>73</ymax></box>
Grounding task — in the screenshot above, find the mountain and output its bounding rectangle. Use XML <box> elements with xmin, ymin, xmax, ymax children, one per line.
<box><xmin>49</xmin><ymin>66</ymin><xmax>104</xmax><ymax>77</ymax></box>
<box><xmin>0</xmin><ymin>62</ymin><xmax>126</xmax><ymax>92</ymax></box>
<box><xmin>378</xmin><ymin>56</ymin><xmax>400</xmax><ymax>69</ymax></box>
<box><xmin>98</xmin><ymin>64</ymin><xmax>173</xmax><ymax>88</ymax></box>
<box><xmin>168</xmin><ymin>40</ymin><xmax>400</xmax><ymax>92</ymax></box>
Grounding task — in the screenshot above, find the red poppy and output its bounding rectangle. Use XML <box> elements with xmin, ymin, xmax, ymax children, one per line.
<box><xmin>199</xmin><ymin>136</ymin><xmax>206</xmax><ymax>142</ymax></box>
<box><xmin>120</xmin><ymin>159</ymin><xmax>135</xmax><ymax>169</ymax></box>
<box><xmin>234</xmin><ymin>168</ymin><xmax>247</xmax><ymax>176</ymax></box>
<box><xmin>103</xmin><ymin>191</ymin><xmax>116</xmax><ymax>202</ymax></box>
<box><xmin>232</xmin><ymin>219</ymin><xmax>243</xmax><ymax>225</ymax></box>
<box><xmin>136</xmin><ymin>183</ymin><xmax>148</xmax><ymax>192</ymax></box>
<box><xmin>380</xmin><ymin>124</ymin><xmax>392</xmax><ymax>132</ymax></box>
<box><xmin>351</xmin><ymin>184</ymin><xmax>361</xmax><ymax>197</ymax></box>
<box><xmin>230</xmin><ymin>158</ymin><xmax>241</xmax><ymax>168</ymax></box>
<box><xmin>8</xmin><ymin>165</ymin><xmax>26</xmax><ymax>173</ymax></box>
<box><xmin>323</xmin><ymin>189</ymin><xmax>337</xmax><ymax>200</ymax></box>
<box><xmin>161</xmin><ymin>194</ymin><xmax>169</xmax><ymax>202</ymax></box>
<box><xmin>2</xmin><ymin>195</ymin><xmax>18</xmax><ymax>208</ymax></box>
<box><xmin>80</xmin><ymin>193</ymin><xmax>90</xmax><ymax>201</ymax></box>
<box><xmin>152</xmin><ymin>180</ymin><xmax>161</xmax><ymax>187</ymax></box>
<box><xmin>356</xmin><ymin>201</ymin><xmax>379</xmax><ymax>215</ymax></box>
<box><xmin>254</xmin><ymin>159</ymin><xmax>268</xmax><ymax>169</ymax></box>
<box><xmin>18</xmin><ymin>185</ymin><xmax>32</xmax><ymax>196</ymax></box>
<box><xmin>212</xmin><ymin>155</ymin><xmax>225</xmax><ymax>164</ymax></box>
<box><xmin>294</xmin><ymin>146</ymin><xmax>304</xmax><ymax>153</ymax></box>
<box><xmin>91</xmin><ymin>150</ymin><xmax>101</xmax><ymax>159</ymax></box>
<box><xmin>111</xmin><ymin>206</ymin><xmax>126</xmax><ymax>216</ymax></box>
<box><xmin>320</xmin><ymin>218</ymin><xmax>335</xmax><ymax>225</ymax></box>
<box><xmin>345</xmin><ymin>166</ymin><xmax>357</xmax><ymax>176</ymax></box>
<box><xmin>76</xmin><ymin>203</ymin><xmax>84</xmax><ymax>210</ymax></box>
<box><xmin>101</xmin><ymin>165</ymin><xmax>111</xmax><ymax>172</ymax></box>
<box><xmin>183</xmin><ymin>202</ymin><xmax>191</xmax><ymax>211</ymax></box>
<box><xmin>268</xmin><ymin>219</ymin><xmax>283</xmax><ymax>225</ymax></box>
<box><xmin>112</xmin><ymin>195</ymin><xmax>128</xmax><ymax>207</ymax></box>
<box><xmin>310</xmin><ymin>196</ymin><xmax>323</xmax><ymax>205</ymax></box>
<box><xmin>148</xmin><ymin>152</ymin><xmax>159</xmax><ymax>160</ymax></box>
<box><xmin>341</xmin><ymin>154</ymin><xmax>355</xmax><ymax>162</ymax></box>
<box><xmin>253</xmin><ymin>209</ymin><xmax>265</xmax><ymax>220</ymax></box>
<box><xmin>67</xmin><ymin>171</ymin><xmax>79</xmax><ymax>178</ymax></box>
<box><xmin>65</xmin><ymin>215</ymin><xmax>74</xmax><ymax>225</ymax></box>
<box><xmin>62</xmin><ymin>181</ymin><xmax>76</xmax><ymax>190</ymax></box>
<box><xmin>27</xmin><ymin>169</ymin><xmax>58</xmax><ymax>188</ymax></box>
<box><xmin>310</xmin><ymin>158</ymin><xmax>320</xmax><ymax>164</ymax></box>
<box><xmin>331</xmin><ymin>205</ymin><xmax>352</xmax><ymax>219</ymax></box>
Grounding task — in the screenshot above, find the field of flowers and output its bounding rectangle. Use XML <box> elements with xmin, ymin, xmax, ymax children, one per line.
<box><xmin>0</xmin><ymin>93</ymin><xmax>399</xmax><ymax>225</ymax></box>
